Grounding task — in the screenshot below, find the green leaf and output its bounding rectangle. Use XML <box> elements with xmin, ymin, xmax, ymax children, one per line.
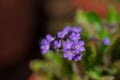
<box><xmin>87</xmin><ymin>70</ymin><xmax>101</xmax><ymax>80</ymax></box>
<box><xmin>44</xmin><ymin>51</ymin><xmax>62</xmax><ymax>65</ymax></box>
<box><xmin>30</xmin><ymin>59</ymin><xmax>45</xmax><ymax>72</ymax></box>
<box><xmin>75</xmin><ymin>9</ymin><xmax>89</xmax><ymax>24</ymax></box>
<box><xmin>44</xmin><ymin>51</ymin><xmax>55</xmax><ymax>60</ymax></box>
<box><xmin>99</xmin><ymin>27</ymin><xmax>111</xmax><ymax>40</ymax></box>
<box><xmin>111</xmin><ymin>40</ymin><xmax>120</xmax><ymax>61</ymax></box>
<box><xmin>61</xmin><ymin>61</ymin><xmax>73</xmax><ymax>77</ymax></box>
<box><xmin>103</xmin><ymin>34</ymin><xmax>120</xmax><ymax>66</ymax></box>
<box><xmin>86</xmin><ymin>12</ymin><xmax>103</xmax><ymax>33</ymax></box>
<box><xmin>83</xmin><ymin>42</ymin><xmax>97</xmax><ymax>69</ymax></box>
<box><xmin>107</xmin><ymin>5</ymin><xmax>117</xmax><ymax>24</ymax></box>
<box><xmin>72</xmin><ymin>74</ymin><xmax>78</xmax><ymax>80</ymax></box>
<box><xmin>44</xmin><ymin>51</ymin><xmax>63</xmax><ymax>77</ymax></box>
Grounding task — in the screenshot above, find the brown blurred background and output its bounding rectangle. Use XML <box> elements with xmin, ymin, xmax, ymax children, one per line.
<box><xmin>0</xmin><ymin>0</ymin><xmax>119</xmax><ymax>80</ymax></box>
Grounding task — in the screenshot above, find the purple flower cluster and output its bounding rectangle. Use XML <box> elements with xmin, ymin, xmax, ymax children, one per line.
<box><xmin>40</xmin><ymin>26</ymin><xmax>85</xmax><ymax>61</ymax></box>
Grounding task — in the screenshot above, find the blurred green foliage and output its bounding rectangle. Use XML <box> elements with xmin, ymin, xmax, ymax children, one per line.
<box><xmin>107</xmin><ymin>6</ymin><xmax>118</xmax><ymax>24</ymax></box>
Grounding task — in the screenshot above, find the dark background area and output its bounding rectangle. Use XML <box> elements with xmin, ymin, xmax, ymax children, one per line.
<box><xmin>0</xmin><ymin>0</ymin><xmax>47</xmax><ymax>80</ymax></box>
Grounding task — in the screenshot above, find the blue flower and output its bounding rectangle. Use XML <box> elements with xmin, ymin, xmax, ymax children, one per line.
<box><xmin>46</xmin><ymin>34</ymin><xmax>54</xmax><ymax>42</ymax></box>
<box><xmin>69</xmin><ymin>32</ymin><xmax>80</xmax><ymax>41</ymax></box>
<box><xmin>72</xmin><ymin>27</ymin><xmax>82</xmax><ymax>33</ymax></box>
<box><xmin>73</xmin><ymin>41</ymin><xmax>85</xmax><ymax>54</ymax></box>
<box><xmin>57</xmin><ymin>31</ymin><xmax>67</xmax><ymax>38</ymax></box>
<box><xmin>62</xmin><ymin>40</ymin><xmax>73</xmax><ymax>50</ymax></box>
<box><xmin>54</xmin><ymin>40</ymin><xmax>61</xmax><ymax>48</ymax></box>
<box><xmin>41</xmin><ymin>39</ymin><xmax>50</xmax><ymax>54</ymax></box>
<box><xmin>102</xmin><ymin>37</ymin><xmax>110</xmax><ymax>46</ymax></box>
<box><xmin>74</xmin><ymin>54</ymin><xmax>83</xmax><ymax>61</ymax></box>
<box><xmin>63</xmin><ymin>50</ymin><xmax>75</xmax><ymax>61</ymax></box>
<box><xmin>63</xmin><ymin>26</ymin><xmax>71</xmax><ymax>32</ymax></box>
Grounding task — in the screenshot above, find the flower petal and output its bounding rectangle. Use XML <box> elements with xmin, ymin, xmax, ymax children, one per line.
<box><xmin>68</xmin><ymin>56</ymin><xmax>72</xmax><ymax>61</ymax></box>
<box><xmin>79</xmin><ymin>47</ymin><xmax>85</xmax><ymax>52</ymax></box>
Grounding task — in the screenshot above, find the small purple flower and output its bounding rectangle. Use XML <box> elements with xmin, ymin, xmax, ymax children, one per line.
<box><xmin>69</xmin><ymin>32</ymin><xmax>80</xmax><ymax>41</ymax></box>
<box><xmin>62</xmin><ymin>40</ymin><xmax>73</xmax><ymax>50</ymax></box>
<box><xmin>63</xmin><ymin>26</ymin><xmax>71</xmax><ymax>32</ymax></box>
<box><xmin>74</xmin><ymin>54</ymin><xmax>83</xmax><ymax>61</ymax></box>
<box><xmin>102</xmin><ymin>37</ymin><xmax>110</xmax><ymax>46</ymax></box>
<box><xmin>72</xmin><ymin>27</ymin><xmax>82</xmax><ymax>33</ymax></box>
<box><xmin>79</xmin><ymin>41</ymin><xmax>85</xmax><ymax>46</ymax></box>
<box><xmin>54</xmin><ymin>40</ymin><xmax>61</xmax><ymax>48</ymax></box>
<box><xmin>63</xmin><ymin>50</ymin><xmax>75</xmax><ymax>61</ymax></box>
<box><xmin>57</xmin><ymin>31</ymin><xmax>67</xmax><ymax>38</ymax></box>
<box><xmin>41</xmin><ymin>39</ymin><xmax>48</xmax><ymax>44</ymax></box>
<box><xmin>73</xmin><ymin>41</ymin><xmax>85</xmax><ymax>54</ymax></box>
<box><xmin>41</xmin><ymin>39</ymin><xmax>50</xmax><ymax>54</ymax></box>
<box><xmin>46</xmin><ymin>34</ymin><xmax>54</xmax><ymax>42</ymax></box>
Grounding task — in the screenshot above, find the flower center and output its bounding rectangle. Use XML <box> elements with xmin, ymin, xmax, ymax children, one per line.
<box><xmin>58</xmin><ymin>44</ymin><xmax>61</xmax><ymax>47</ymax></box>
<box><xmin>67</xmin><ymin>51</ymin><xmax>72</xmax><ymax>55</ymax></box>
<box><xmin>76</xmin><ymin>45</ymin><xmax>80</xmax><ymax>49</ymax></box>
<box><xmin>61</xmin><ymin>33</ymin><xmax>65</xmax><ymax>38</ymax></box>
<box><xmin>51</xmin><ymin>38</ymin><xmax>54</xmax><ymax>41</ymax></box>
<box><xmin>46</xmin><ymin>45</ymin><xmax>49</xmax><ymax>49</ymax></box>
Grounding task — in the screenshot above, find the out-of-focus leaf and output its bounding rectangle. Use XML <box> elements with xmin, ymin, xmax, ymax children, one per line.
<box><xmin>107</xmin><ymin>5</ymin><xmax>118</xmax><ymax>34</ymax></box>
<box><xmin>61</xmin><ymin>60</ymin><xmax>73</xmax><ymax>78</ymax></box>
<box><xmin>112</xmin><ymin>44</ymin><xmax>120</xmax><ymax>60</ymax></box>
<box><xmin>75</xmin><ymin>9</ymin><xmax>97</xmax><ymax>38</ymax></box>
<box><xmin>108</xmin><ymin>66</ymin><xmax>118</xmax><ymax>75</ymax></box>
<box><xmin>86</xmin><ymin>12</ymin><xmax>103</xmax><ymax>33</ymax></box>
<box><xmin>99</xmin><ymin>27</ymin><xmax>111</xmax><ymax>40</ymax></box>
<box><xmin>118</xmin><ymin>15</ymin><xmax>120</xmax><ymax>23</ymax></box>
<box><xmin>44</xmin><ymin>51</ymin><xmax>62</xmax><ymax>68</ymax></box>
<box><xmin>71</xmin><ymin>74</ymin><xmax>79</xmax><ymax>80</ymax></box>
<box><xmin>103</xmin><ymin>33</ymin><xmax>120</xmax><ymax>66</ymax></box>
<box><xmin>44</xmin><ymin>51</ymin><xmax>63</xmax><ymax>77</ymax></box>
<box><xmin>113</xmin><ymin>60</ymin><xmax>120</xmax><ymax>72</ymax></box>
<box><xmin>30</xmin><ymin>60</ymin><xmax>45</xmax><ymax>72</ymax></box>
<box><xmin>80</xmin><ymin>22</ymin><xmax>96</xmax><ymax>39</ymax></box>
<box><xmin>44</xmin><ymin>51</ymin><xmax>56</xmax><ymax>60</ymax></box>
<box><xmin>83</xmin><ymin>39</ymin><xmax>98</xmax><ymax>69</ymax></box>
<box><xmin>75</xmin><ymin>9</ymin><xmax>89</xmax><ymax>24</ymax></box>
<box><xmin>87</xmin><ymin>70</ymin><xmax>101</xmax><ymax>80</ymax></box>
<box><xmin>98</xmin><ymin>76</ymin><xmax>114</xmax><ymax>80</ymax></box>
<box><xmin>80</xmin><ymin>28</ymin><xmax>89</xmax><ymax>40</ymax></box>
<box><xmin>30</xmin><ymin>51</ymin><xmax>63</xmax><ymax>78</ymax></box>
<box><xmin>107</xmin><ymin>6</ymin><xmax>117</xmax><ymax>24</ymax></box>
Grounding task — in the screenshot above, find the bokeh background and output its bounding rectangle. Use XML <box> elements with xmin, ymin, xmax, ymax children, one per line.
<box><xmin>0</xmin><ymin>0</ymin><xmax>120</xmax><ymax>80</ymax></box>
